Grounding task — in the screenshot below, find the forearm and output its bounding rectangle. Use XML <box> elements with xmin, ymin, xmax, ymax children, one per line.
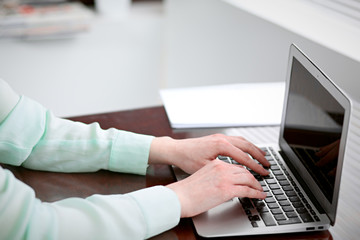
<box><xmin>24</xmin><ymin>110</ymin><xmax>154</xmax><ymax>174</ymax></box>
<box><xmin>0</xmin><ymin>167</ymin><xmax>180</xmax><ymax>239</ymax></box>
<box><xmin>0</xmin><ymin>94</ymin><xmax>154</xmax><ymax>175</ymax></box>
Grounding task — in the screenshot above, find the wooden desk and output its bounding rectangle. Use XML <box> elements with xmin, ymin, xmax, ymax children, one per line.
<box><xmin>2</xmin><ymin>106</ymin><xmax>332</xmax><ymax>240</ymax></box>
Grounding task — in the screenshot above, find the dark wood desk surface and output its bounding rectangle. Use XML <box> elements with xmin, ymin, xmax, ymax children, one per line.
<box><xmin>3</xmin><ymin>106</ymin><xmax>332</xmax><ymax>240</ymax></box>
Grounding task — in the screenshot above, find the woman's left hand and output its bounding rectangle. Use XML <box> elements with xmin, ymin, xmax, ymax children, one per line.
<box><xmin>149</xmin><ymin>134</ymin><xmax>269</xmax><ymax>176</ymax></box>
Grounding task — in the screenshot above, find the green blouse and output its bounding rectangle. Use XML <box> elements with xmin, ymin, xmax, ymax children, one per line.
<box><xmin>0</xmin><ymin>79</ymin><xmax>180</xmax><ymax>239</ymax></box>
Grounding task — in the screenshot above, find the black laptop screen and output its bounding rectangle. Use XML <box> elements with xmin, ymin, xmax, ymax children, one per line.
<box><xmin>283</xmin><ymin>57</ymin><xmax>345</xmax><ymax>203</ymax></box>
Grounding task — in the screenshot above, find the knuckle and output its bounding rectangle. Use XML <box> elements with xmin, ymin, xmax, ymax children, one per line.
<box><xmin>213</xmin><ymin>138</ymin><xmax>230</xmax><ymax>150</ymax></box>
<box><xmin>213</xmin><ymin>160</ymin><xmax>227</xmax><ymax>171</ymax></box>
<box><xmin>212</xmin><ymin>133</ymin><xmax>226</xmax><ymax>139</ymax></box>
<box><xmin>242</xmin><ymin>141</ymin><xmax>253</xmax><ymax>150</ymax></box>
<box><xmin>237</xmin><ymin>136</ymin><xmax>246</xmax><ymax>141</ymax></box>
<box><xmin>242</xmin><ymin>172</ymin><xmax>254</xmax><ymax>181</ymax></box>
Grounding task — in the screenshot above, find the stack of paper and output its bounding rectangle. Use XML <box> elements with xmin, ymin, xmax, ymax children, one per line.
<box><xmin>160</xmin><ymin>82</ymin><xmax>285</xmax><ymax>129</ymax></box>
<box><xmin>0</xmin><ymin>2</ymin><xmax>94</xmax><ymax>39</ymax></box>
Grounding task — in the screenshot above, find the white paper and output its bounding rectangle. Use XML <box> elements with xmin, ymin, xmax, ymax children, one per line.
<box><xmin>160</xmin><ymin>82</ymin><xmax>285</xmax><ymax>129</ymax></box>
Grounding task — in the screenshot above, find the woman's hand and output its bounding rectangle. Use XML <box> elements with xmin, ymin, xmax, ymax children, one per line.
<box><xmin>149</xmin><ymin>134</ymin><xmax>269</xmax><ymax>176</ymax></box>
<box><xmin>167</xmin><ymin>159</ymin><xmax>267</xmax><ymax>218</ymax></box>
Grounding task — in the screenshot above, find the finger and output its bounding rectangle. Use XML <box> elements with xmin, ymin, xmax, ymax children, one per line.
<box><xmin>224</xmin><ymin>145</ymin><xmax>269</xmax><ymax>176</ymax></box>
<box><xmin>227</xmin><ymin>136</ymin><xmax>270</xmax><ymax>167</ymax></box>
<box><xmin>316</xmin><ymin>147</ymin><xmax>338</xmax><ymax>167</ymax></box>
<box><xmin>233</xmin><ymin>186</ymin><xmax>267</xmax><ymax>199</ymax></box>
<box><xmin>328</xmin><ymin>167</ymin><xmax>337</xmax><ymax>177</ymax></box>
<box><xmin>316</xmin><ymin>140</ymin><xmax>340</xmax><ymax>157</ymax></box>
<box><xmin>232</xmin><ymin>171</ymin><xmax>263</xmax><ymax>191</ymax></box>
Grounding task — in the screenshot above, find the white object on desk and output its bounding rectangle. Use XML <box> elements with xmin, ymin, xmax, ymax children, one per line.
<box><xmin>160</xmin><ymin>82</ymin><xmax>285</xmax><ymax>129</ymax></box>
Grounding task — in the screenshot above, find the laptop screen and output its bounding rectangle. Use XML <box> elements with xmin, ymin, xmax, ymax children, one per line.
<box><xmin>279</xmin><ymin>45</ymin><xmax>351</xmax><ymax>225</ymax></box>
<box><xmin>283</xmin><ymin>57</ymin><xmax>345</xmax><ymax>204</ymax></box>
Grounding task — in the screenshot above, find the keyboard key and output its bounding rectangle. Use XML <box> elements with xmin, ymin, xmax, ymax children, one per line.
<box><xmin>264</xmin><ymin>174</ymin><xmax>274</xmax><ymax>179</ymax></box>
<box><xmin>265</xmin><ymin>197</ymin><xmax>276</xmax><ymax>203</ymax></box>
<box><xmin>217</xmin><ymin>155</ymin><xmax>228</xmax><ymax>160</ymax></box>
<box><xmin>289</xmin><ymin>196</ymin><xmax>300</xmax><ymax>202</ymax></box>
<box><xmin>277</xmin><ymin>217</ymin><xmax>301</xmax><ymax>225</ymax></box>
<box><xmin>279</xmin><ymin>180</ymin><xmax>290</xmax><ymax>186</ymax></box>
<box><xmin>257</xmin><ymin>206</ymin><xmax>269</xmax><ymax>213</ymax></box>
<box><xmin>261</xmin><ymin>147</ymin><xmax>269</xmax><ymax>154</ymax></box>
<box><xmin>279</xmin><ymin>200</ymin><xmax>291</xmax><ymax>206</ymax></box>
<box><xmin>286</xmin><ymin>211</ymin><xmax>298</xmax><ymax>218</ymax></box>
<box><xmin>275</xmin><ymin>195</ymin><xmax>287</xmax><ymax>201</ymax></box>
<box><xmin>271</xmin><ymin>165</ymin><xmax>281</xmax><ymax>170</ymax></box>
<box><xmin>285</xmin><ymin>191</ymin><xmax>297</xmax><ymax>197</ymax></box>
<box><xmin>282</xmin><ymin>206</ymin><xmax>295</xmax><ymax>212</ymax></box>
<box><xmin>271</xmin><ymin>208</ymin><xmax>283</xmax><ymax>215</ymax></box>
<box><xmin>292</xmin><ymin>202</ymin><xmax>304</xmax><ymax>208</ymax></box>
<box><xmin>299</xmin><ymin>213</ymin><xmax>314</xmax><ymax>222</ymax></box>
<box><xmin>276</xmin><ymin>175</ymin><xmax>287</xmax><ymax>181</ymax></box>
<box><xmin>296</xmin><ymin>207</ymin><xmax>308</xmax><ymax>214</ymax></box>
<box><xmin>272</xmin><ymin>189</ymin><xmax>283</xmax><ymax>195</ymax></box>
<box><xmin>240</xmin><ymin>198</ymin><xmax>254</xmax><ymax>209</ymax></box>
<box><xmin>231</xmin><ymin>160</ymin><xmax>241</xmax><ymax>165</ymax></box>
<box><xmin>265</xmin><ymin>179</ymin><xmax>277</xmax><ymax>184</ymax></box>
<box><xmin>251</xmin><ymin>221</ymin><xmax>259</xmax><ymax>228</ymax></box>
<box><xmin>274</xmin><ymin>214</ymin><xmax>287</xmax><ymax>221</ymax></box>
<box><xmin>267</xmin><ymin>203</ymin><xmax>280</xmax><ymax>209</ymax></box>
<box><xmin>260</xmin><ymin>212</ymin><xmax>277</xmax><ymax>226</ymax></box>
<box><xmin>248</xmin><ymin>215</ymin><xmax>261</xmax><ymax>222</ymax></box>
<box><xmin>283</xmin><ymin>185</ymin><xmax>294</xmax><ymax>191</ymax></box>
<box><xmin>273</xmin><ymin>170</ymin><xmax>283</xmax><ymax>175</ymax></box>
<box><xmin>254</xmin><ymin>200</ymin><xmax>266</xmax><ymax>209</ymax></box>
<box><xmin>269</xmin><ymin>184</ymin><xmax>281</xmax><ymax>190</ymax></box>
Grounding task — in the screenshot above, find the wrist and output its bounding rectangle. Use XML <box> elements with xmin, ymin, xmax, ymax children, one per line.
<box><xmin>149</xmin><ymin>136</ymin><xmax>177</xmax><ymax>165</ymax></box>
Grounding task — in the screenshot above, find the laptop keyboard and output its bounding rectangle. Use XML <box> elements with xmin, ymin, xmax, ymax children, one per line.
<box><xmin>218</xmin><ymin>147</ymin><xmax>320</xmax><ymax>228</ymax></box>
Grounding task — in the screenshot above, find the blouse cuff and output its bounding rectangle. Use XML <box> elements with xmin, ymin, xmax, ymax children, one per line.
<box><xmin>109</xmin><ymin>131</ymin><xmax>154</xmax><ymax>175</ymax></box>
<box><xmin>127</xmin><ymin>186</ymin><xmax>181</xmax><ymax>239</ymax></box>
<box><xmin>0</xmin><ymin>79</ymin><xmax>20</xmax><ymax>124</ymax></box>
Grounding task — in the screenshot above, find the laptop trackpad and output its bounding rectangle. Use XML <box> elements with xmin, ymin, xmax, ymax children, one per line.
<box><xmin>192</xmin><ymin>199</ymin><xmax>251</xmax><ymax>237</ymax></box>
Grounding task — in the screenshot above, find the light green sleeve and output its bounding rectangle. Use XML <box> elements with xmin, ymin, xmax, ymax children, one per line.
<box><xmin>0</xmin><ymin>166</ymin><xmax>181</xmax><ymax>239</ymax></box>
<box><xmin>0</xmin><ymin>81</ymin><xmax>182</xmax><ymax>239</ymax></box>
<box><xmin>0</xmin><ymin>95</ymin><xmax>154</xmax><ymax>175</ymax></box>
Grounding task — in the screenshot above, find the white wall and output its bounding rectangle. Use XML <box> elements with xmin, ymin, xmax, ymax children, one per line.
<box><xmin>164</xmin><ymin>0</ymin><xmax>360</xmax><ymax>102</ymax></box>
<box><xmin>0</xmin><ymin>2</ymin><xmax>164</xmax><ymax>117</ymax></box>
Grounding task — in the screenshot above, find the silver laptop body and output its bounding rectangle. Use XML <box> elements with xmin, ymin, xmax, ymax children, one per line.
<box><xmin>174</xmin><ymin>44</ymin><xmax>352</xmax><ymax>237</ymax></box>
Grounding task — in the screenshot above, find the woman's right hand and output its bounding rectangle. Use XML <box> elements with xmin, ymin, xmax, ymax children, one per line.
<box><xmin>167</xmin><ymin>159</ymin><xmax>266</xmax><ymax>218</ymax></box>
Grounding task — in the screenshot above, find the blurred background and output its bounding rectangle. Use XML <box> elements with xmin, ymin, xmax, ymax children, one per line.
<box><xmin>0</xmin><ymin>1</ymin><xmax>360</xmax><ymax>239</ymax></box>
<box><xmin>0</xmin><ymin>0</ymin><xmax>359</xmax><ymax>117</ymax></box>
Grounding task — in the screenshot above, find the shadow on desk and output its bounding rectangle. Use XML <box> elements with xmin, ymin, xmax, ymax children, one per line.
<box><xmin>2</xmin><ymin>106</ymin><xmax>333</xmax><ymax>240</ymax></box>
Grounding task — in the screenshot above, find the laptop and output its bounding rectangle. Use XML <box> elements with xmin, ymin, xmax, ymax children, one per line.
<box><xmin>173</xmin><ymin>44</ymin><xmax>352</xmax><ymax>237</ymax></box>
